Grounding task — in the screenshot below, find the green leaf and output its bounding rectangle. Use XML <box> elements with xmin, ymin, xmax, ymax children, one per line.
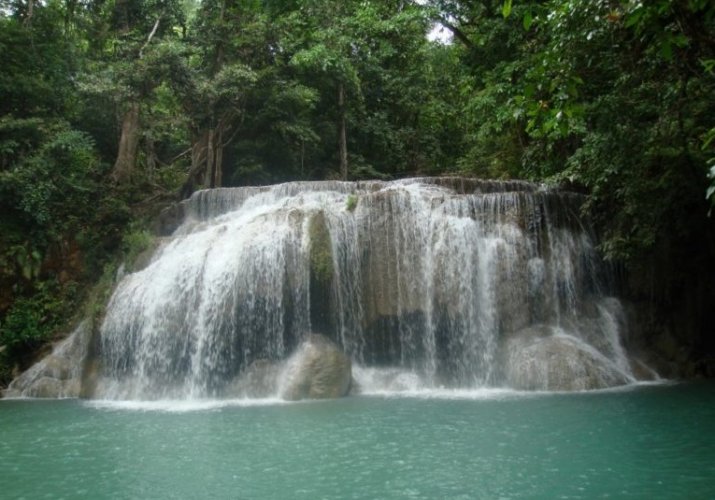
<box><xmin>624</xmin><ymin>8</ymin><xmax>643</xmax><ymax>29</ymax></box>
<box><xmin>702</xmin><ymin>58</ymin><xmax>715</xmax><ymax>75</ymax></box>
<box><xmin>523</xmin><ymin>11</ymin><xmax>533</xmax><ymax>31</ymax></box>
<box><xmin>502</xmin><ymin>0</ymin><xmax>513</xmax><ymax>19</ymax></box>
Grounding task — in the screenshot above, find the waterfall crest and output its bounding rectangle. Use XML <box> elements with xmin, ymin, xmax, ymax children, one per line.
<box><xmin>91</xmin><ymin>178</ymin><xmax>636</xmax><ymax>399</ymax></box>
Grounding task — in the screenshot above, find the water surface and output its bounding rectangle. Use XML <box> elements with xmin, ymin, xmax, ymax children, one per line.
<box><xmin>1</xmin><ymin>383</ymin><xmax>714</xmax><ymax>499</ymax></box>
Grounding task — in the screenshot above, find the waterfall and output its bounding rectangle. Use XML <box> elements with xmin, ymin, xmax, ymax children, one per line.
<box><xmin>89</xmin><ymin>178</ymin><xmax>636</xmax><ymax>399</ymax></box>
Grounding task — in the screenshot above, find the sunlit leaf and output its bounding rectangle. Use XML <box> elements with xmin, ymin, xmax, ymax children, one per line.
<box><xmin>502</xmin><ymin>0</ymin><xmax>513</xmax><ymax>19</ymax></box>
<box><xmin>523</xmin><ymin>10</ymin><xmax>533</xmax><ymax>30</ymax></box>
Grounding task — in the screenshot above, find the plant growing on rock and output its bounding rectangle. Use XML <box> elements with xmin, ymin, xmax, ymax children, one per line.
<box><xmin>345</xmin><ymin>194</ymin><xmax>358</xmax><ymax>212</ymax></box>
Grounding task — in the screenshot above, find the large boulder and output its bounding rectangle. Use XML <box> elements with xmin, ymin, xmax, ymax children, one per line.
<box><xmin>504</xmin><ymin>329</ymin><xmax>632</xmax><ymax>391</ymax></box>
<box><xmin>280</xmin><ymin>334</ymin><xmax>352</xmax><ymax>401</ymax></box>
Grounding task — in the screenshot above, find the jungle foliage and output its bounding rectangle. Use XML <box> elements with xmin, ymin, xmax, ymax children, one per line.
<box><xmin>1</xmin><ymin>0</ymin><xmax>714</xmax><ymax>384</ymax></box>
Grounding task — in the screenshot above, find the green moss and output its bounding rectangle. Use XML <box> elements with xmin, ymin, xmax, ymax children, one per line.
<box><xmin>308</xmin><ymin>212</ymin><xmax>334</xmax><ymax>284</ymax></box>
<box><xmin>345</xmin><ymin>194</ymin><xmax>358</xmax><ymax>212</ymax></box>
<box><xmin>83</xmin><ymin>261</ymin><xmax>119</xmax><ymax>325</ymax></box>
<box><xmin>122</xmin><ymin>226</ymin><xmax>155</xmax><ymax>270</ymax></box>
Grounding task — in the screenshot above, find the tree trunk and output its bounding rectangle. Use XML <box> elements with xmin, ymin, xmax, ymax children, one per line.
<box><xmin>181</xmin><ymin>125</ymin><xmax>225</xmax><ymax>196</ymax></box>
<box><xmin>338</xmin><ymin>83</ymin><xmax>348</xmax><ymax>181</ymax></box>
<box><xmin>145</xmin><ymin>133</ymin><xmax>157</xmax><ymax>181</ymax></box>
<box><xmin>22</xmin><ymin>0</ymin><xmax>35</xmax><ymax>26</ymax></box>
<box><xmin>200</xmin><ymin>127</ymin><xmax>224</xmax><ymax>189</ymax></box>
<box><xmin>213</xmin><ymin>126</ymin><xmax>223</xmax><ymax>188</ymax></box>
<box><xmin>111</xmin><ymin>102</ymin><xmax>140</xmax><ymax>184</ymax></box>
<box><xmin>115</xmin><ymin>0</ymin><xmax>130</xmax><ymax>33</ymax></box>
<box><xmin>24</xmin><ymin>0</ymin><xmax>35</xmax><ymax>26</ymax></box>
<box><xmin>203</xmin><ymin>129</ymin><xmax>215</xmax><ymax>186</ymax></box>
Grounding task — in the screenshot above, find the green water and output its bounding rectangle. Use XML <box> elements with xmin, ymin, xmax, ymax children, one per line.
<box><xmin>1</xmin><ymin>383</ymin><xmax>714</xmax><ymax>499</ymax></box>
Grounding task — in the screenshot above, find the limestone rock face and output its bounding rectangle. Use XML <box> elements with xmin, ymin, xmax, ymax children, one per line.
<box><xmin>504</xmin><ymin>331</ymin><xmax>631</xmax><ymax>391</ymax></box>
<box><xmin>280</xmin><ymin>334</ymin><xmax>352</xmax><ymax>401</ymax></box>
<box><xmin>4</xmin><ymin>321</ymin><xmax>91</xmax><ymax>398</ymax></box>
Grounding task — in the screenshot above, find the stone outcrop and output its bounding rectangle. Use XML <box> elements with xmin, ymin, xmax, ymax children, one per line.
<box><xmin>3</xmin><ymin>321</ymin><xmax>91</xmax><ymax>398</ymax></box>
<box><xmin>7</xmin><ymin>178</ymin><xmax>657</xmax><ymax>399</ymax></box>
<box><xmin>504</xmin><ymin>330</ymin><xmax>632</xmax><ymax>391</ymax></box>
<box><xmin>280</xmin><ymin>334</ymin><xmax>352</xmax><ymax>401</ymax></box>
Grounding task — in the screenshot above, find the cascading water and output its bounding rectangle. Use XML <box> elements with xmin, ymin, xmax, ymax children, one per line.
<box><xmin>86</xmin><ymin>177</ymin><xmax>637</xmax><ymax>399</ymax></box>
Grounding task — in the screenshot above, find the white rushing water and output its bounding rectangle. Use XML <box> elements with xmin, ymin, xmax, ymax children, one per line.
<box><xmin>90</xmin><ymin>178</ymin><xmax>636</xmax><ymax>399</ymax></box>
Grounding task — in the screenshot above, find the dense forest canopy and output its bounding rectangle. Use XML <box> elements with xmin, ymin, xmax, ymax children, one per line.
<box><xmin>1</xmin><ymin>0</ymin><xmax>714</xmax><ymax>385</ymax></box>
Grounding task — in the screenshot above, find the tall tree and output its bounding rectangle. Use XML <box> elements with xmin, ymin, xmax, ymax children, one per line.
<box><xmin>176</xmin><ymin>0</ymin><xmax>269</xmax><ymax>192</ymax></box>
<box><xmin>285</xmin><ymin>0</ymin><xmax>433</xmax><ymax>179</ymax></box>
<box><xmin>284</xmin><ymin>0</ymin><xmax>367</xmax><ymax>180</ymax></box>
<box><xmin>91</xmin><ymin>0</ymin><xmax>186</xmax><ymax>184</ymax></box>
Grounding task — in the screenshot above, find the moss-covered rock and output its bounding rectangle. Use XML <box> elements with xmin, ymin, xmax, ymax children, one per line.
<box><xmin>308</xmin><ymin>211</ymin><xmax>334</xmax><ymax>284</ymax></box>
<box><xmin>308</xmin><ymin>211</ymin><xmax>335</xmax><ymax>334</ymax></box>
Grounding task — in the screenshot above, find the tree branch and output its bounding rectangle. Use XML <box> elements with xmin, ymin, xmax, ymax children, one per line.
<box><xmin>167</xmin><ymin>147</ymin><xmax>192</xmax><ymax>165</ymax></box>
<box><xmin>438</xmin><ymin>17</ymin><xmax>474</xmax><ymax>48</ymax></box>
<box><xmin>139</xmin><ymin>17</ymin><xmax>161</xmax><ymax>59</ymax></box>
